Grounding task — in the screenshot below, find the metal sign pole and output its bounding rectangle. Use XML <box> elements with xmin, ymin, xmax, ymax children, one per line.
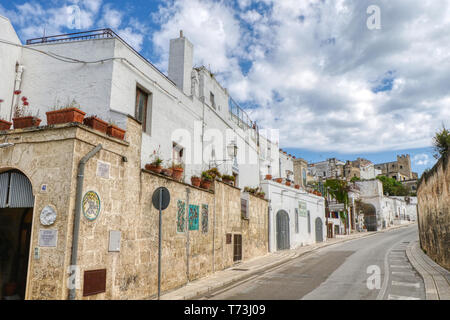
<box><xmin>158</xmin><ymin>188</ymin><xmax>162</xmax><ymax>300</ymax></box>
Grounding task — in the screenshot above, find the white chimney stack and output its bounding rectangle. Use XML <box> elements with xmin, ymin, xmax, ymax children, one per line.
<box><xmin>168</xmin><ymin>31</ymin><xmax>193</xmax><ymax>96</ymax></box>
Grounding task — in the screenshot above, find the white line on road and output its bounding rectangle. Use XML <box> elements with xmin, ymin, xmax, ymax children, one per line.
<box><xmin>388</xmin><ymin>294</ymin><xmax>421</xmax><ymax>300</ymax></box>
<box><xmin>390</xmin><ymin>265</ymin><xmax>412</xmax><ymax>268</ymax></box>
<box><xmin>392</xmin><ymin>271</ymin><xmax>415</xmax><ymax>275</ymax></box>
<box><xmin>392</xmin><ymin>281</ymin><xmax>421</xmax><ymax>288</ymax></box>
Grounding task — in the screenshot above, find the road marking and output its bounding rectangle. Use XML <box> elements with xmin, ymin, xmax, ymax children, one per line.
<box><xmin>392</xmin><ymin>271</ymin><xmax>415</xmax><ymax>275</ymax></box>
<box><xmin>388</xmin><ymin>294</ymin><xmax>421</xmax><ymax>300</ymax></box>
<box><xmin>392</xmin><ymin>281</ymin><xmax>420</xmax><ymax>288</ymax></box>
<box><xmin>390</xmin><ymin>265</ymin><xmax>411</xmax><ymax>268</ymax></box>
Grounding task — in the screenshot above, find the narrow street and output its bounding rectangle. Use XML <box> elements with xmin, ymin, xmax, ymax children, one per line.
<box><xmin>200</xmin><ymin>225</ymin><xmax>425</xmax><ymax>300</ymax></box>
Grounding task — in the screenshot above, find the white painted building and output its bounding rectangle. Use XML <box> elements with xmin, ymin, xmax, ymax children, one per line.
<box><xmin>0</xmin><ymin>19</ymin><xmax>285</xmax><ymax>189</ymax></box>
<box><xmin>308</xmin><ymin>158</ymin><xmax>345</xmax><ymax>181</ymax></box>
<box><xmin>261</xmin><ymin>180</ymin><xmax>326</xmax><ymax>252</ymax></box>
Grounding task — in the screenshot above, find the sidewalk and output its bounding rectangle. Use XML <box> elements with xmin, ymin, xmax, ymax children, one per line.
<box><xmin>159</xmin><ymin>222</ymin><xmax>416</xmax><ymax>300</ymax></box>
<box><xmin>406</xmin><ymin>241</ymin><xmax>450</xmax><ymax>300</ymax></box>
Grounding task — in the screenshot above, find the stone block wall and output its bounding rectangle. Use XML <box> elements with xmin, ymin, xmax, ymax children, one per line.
<box><xmin>0</xmin><ymin>118</ymin><xmax>269</xmax><ymax>300</ymax></box>
<box><xmin>417</xmin><ymin>155</ymin><xmax>450</xmax><ymax>270</ymax></box>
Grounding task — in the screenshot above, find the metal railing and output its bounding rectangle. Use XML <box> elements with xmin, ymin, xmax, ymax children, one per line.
<box><xmin>26</xmin><ymin>29</ymin><xmax>116</xmax><ymax>45</ymax></box>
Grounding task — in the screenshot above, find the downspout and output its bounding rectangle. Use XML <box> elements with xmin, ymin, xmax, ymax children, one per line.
<box><xmin>10</xmin><ymin>64</ymin><xmax>25</xmax><ymax>121</ymax></box>
<box><xmin>68</xmin><ymin>144</ymin><xmax>103</xmax><ymax>300</ymax></box>
<box><xmin>185</xmin><ymin>188</ymin><xmax>191</xmax><ymax>283</ymax></box>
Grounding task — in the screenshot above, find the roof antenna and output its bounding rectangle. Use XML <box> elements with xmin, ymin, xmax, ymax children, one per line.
<box><xmin>180</xmin><ymin>30</ymin><xmax>183</xmax><ymax>38</ymax></box>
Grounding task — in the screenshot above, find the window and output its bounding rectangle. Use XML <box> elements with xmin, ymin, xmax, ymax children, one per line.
<box><xmin>135</xmin><ymin>88</ymin><xmax>150</xmax><ymax>133</ymax></box>
<box><xmin>172</xmin><ymin>143</ymin><xmax>184</xmax><ymax>164</ymax></box>
<box><xmin>210</xmin><ymin>92</ymin><xmax>215</xmax><ymax>109</ymax></box>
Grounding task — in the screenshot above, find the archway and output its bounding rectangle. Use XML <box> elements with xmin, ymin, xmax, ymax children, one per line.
<box><xmin>276</xmin><ymin>210</ymin><xmax>290</xmax><ymax>251</ymax></box>
<box><xmin>315</xmin><ymin>217</ymin><xmax>323</xmax><ymax>243</ymax></box>
<box><xmin>0</xmin><ymin>170</ymin><xmax>34</xmax><ymax>300</ymax></box>
<box><xmin>360</xmin><ymin>203</ymin><xmax>377</xmax><ymax>231</ymax></box>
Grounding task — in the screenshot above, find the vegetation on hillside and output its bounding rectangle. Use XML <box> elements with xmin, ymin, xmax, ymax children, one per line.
<box><xmin>376</xmin><ymin>176</ymin><xmax>409</xmax><ymax>196</ymax></box>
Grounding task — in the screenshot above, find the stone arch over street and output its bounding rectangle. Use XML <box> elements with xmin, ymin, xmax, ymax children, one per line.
<box><xmin>276</xmin><ymin>210</ymin><xmax>290</xmax><ymax>251</ymax></box>
<box><xmin>0</xmin><ymin>169</ymin><xmax>35</xmax><ymax>300</ymax></box>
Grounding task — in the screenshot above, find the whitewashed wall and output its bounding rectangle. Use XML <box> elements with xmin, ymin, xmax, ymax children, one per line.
<box><xmin>261</xmin><ymin>180</ymin><xmax>326</xmax><ymax>252</ymax></box>
<box><xmin>0</xmin><ymin>16</ymin><xmax>22</xmax><ymax>121</ymax></box>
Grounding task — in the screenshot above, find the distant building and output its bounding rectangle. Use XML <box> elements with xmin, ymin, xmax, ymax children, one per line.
<box><xmin>308</xmin><ymin>158</ymin><xmax>346</xmax><ymax>181</ymax></box>
<box><xmin>343</xmin><ymin>158</ymin><xmax>378</xmax><ymax>181</ymax></box>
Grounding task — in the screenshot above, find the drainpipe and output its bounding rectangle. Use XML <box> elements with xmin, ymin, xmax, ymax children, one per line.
<box><xmin>10</xmin><ymin>64</ymin><xmax>25</xmax><ymax>121</ymax></box>
<box><xmin>68</xmin><ymin>144</ymin><xmax>103</xmax><ymax>300</ymax></box>
<box><xmin>185</xmin><ymin>188</ymin><xmax>191</xmax><ymax>282</ymax></box>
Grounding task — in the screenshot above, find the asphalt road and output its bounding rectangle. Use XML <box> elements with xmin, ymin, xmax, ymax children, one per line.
<box><xmin>201</xmin><ymin>225</ymin><xmax>425</xmax><ymax>300</ymax></box>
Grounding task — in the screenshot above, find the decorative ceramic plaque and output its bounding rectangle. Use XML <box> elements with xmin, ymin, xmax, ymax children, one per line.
<box><xmin>40</xmin><ymin>205</ymin><xmax>57</xmax><ymax>226</ymax></box>
<box><xmin>82</xmin><ymin>191</ymin><xmax>101</xmax><ymax>221</ymax></box>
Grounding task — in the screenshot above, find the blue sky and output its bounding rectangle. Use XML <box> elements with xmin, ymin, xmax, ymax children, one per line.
<box><xmin>1</xmin><ymin>0</ymin><xmax>448</xmax><ymax>176</ymax></box>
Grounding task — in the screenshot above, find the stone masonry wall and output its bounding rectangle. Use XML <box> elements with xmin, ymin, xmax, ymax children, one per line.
<box><xmin>0</xmin><ymin>118</ymin><xmax>269</xmax><ymax>300</ymax></box>
<box><xmin>417</xmin><ymin>155</ymin><xmax>450</xmax><ymax>270</ymax></box>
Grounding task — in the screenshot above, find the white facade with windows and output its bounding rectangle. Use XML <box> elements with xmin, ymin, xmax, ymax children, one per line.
<box><xmin>261</xmin><ymin>180</ymin><xmax>326</xmax><ymax>252</ymax></box>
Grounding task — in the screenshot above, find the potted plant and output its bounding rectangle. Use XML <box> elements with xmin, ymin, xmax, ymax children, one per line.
<box><xmin>285</xmin><ymin>181</ymin><xmax>291</xmax><ymax>187</ymax></box>
<box><xmin>46</xmin><ymin>98</ymin><xmax>86</xmax><ymax>125</ymax></box>
<box><xmin>201</xmin><ymin>171</ymin><xmax>213</xmax><ymax>190</ymax></box>
<box><xmin>171</xmin><ymin>163</ymin><xmax>184</xmax><ymax>181</ymax></box>
<box><xmin>145</xmin><ymin>147</ymin><xmax>163</xmax><ymax>174</ymax></box>
<box><xmin>0</xmin><ymin>118</ymin><xmax>12</xmax><ymax>130</ymax></box>
<box><xmin>83</xmin><ymin>115</ymin><xmax>108</xmax><ymax>134</ymax></box>
<box><xmin>107</xmin><ymin>121</ymin><xmax>126</xmax><ymax>140</ymax></box>
<box><xmin>257</xmin><ymin>191</ymin><xmax>266</xmax><ymax>199</ymax></box>
<box><xmin>265</xmin><ymin>174</ymin><xmax>273</xmax><ymax>180</ymax></box>
<box><xmin>222</xmin><ymin>175</ymin><xmax>235</xmax><ymax>186</ymax></box>
<box><xmin>191</xmin><ymin>175</ymin><xmax>201</xmax><ymax>187</ymax></box>
<box><xmin>295</xmin><ymin>184</ymin><xmax>300</xmax><ymax>189</ymax></box>
<box><xmin>161</xmin><ymin>165</ymin><xmax>173</xmax><ymax>177</ymax></box>
<box><xmin>275</xmin><ymin>178</ymin><xmax>283</xmax><ymax>183</ymax></box>
<box><xmin>12</xmin><ymin>96</ymin><xmax>41</xmax><ymax>129</ymax></box>
<box><xmin>207</xmin><ymin>167</ymin><xmax>222</xmax><ymax>181</ymax></box>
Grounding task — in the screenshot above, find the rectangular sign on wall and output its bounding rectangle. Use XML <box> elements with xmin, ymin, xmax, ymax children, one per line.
<box><xmin>299</xmin><ymin>201</ymin><xmax>307</xmax><ymax>217</ymax></box>
<box><xmin>38</xmin><ymin>229</ymin><xmax>58</xmax><ymax>247</ymax></box>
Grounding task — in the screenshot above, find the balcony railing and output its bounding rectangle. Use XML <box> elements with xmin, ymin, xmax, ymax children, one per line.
<box><xmin>26</xmin><ymin>29</ymin><xmax>116</xmax><ymax>45</ymax></box>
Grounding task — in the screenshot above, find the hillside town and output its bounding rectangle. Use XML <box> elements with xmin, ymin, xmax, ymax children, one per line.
<box><xmin>0</xmin><ymin>14</ymin><xmax>448</xmax><ymax>302</ymax></box>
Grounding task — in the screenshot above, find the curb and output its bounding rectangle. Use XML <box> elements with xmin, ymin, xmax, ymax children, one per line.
<box><xmin>406</xmin><ymin>241</ymin><xmax>450</xmax><ymax>300</ymax></box>
<box><xmin>175</xmin><ymin>223</ymin><xmax>416</xmax><ymax>300</ymax></box>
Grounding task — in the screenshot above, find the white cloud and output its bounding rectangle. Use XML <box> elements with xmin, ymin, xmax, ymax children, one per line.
<box><xmin>413</xmin><ymin>154</ymin><xmax>432</xmax><ymax>166</ymax></box>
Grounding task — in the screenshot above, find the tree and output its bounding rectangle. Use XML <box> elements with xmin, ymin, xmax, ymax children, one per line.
<box><xmin>350</xmin><ymin>176</ymin><xmax>361</xmax><ymax>183</ymax></box>
<box><xmin>433</xmin><ymin>125</ymin><xmax>450</xmax><ymax>159</ymax></box>
<box><xmin>325</xmin><ymin>179</ymin><xmax>350</xmax><ymax>233</ymax></box>
<box><xmin>376</xmin><ymin>176</ymin><xmax>409</xmax><ymax>196</ymax></box>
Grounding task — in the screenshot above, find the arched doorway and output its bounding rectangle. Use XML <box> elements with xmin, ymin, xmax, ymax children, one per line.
<box><xmin>361</xmin><ymin>203</ymin><xmax>377</xmax><ymax>231</ymax></box>
<box><xmin>315</xmin><ymin>218</ymin><xmax>323</xmax><ymax>243</ymax></box>
<box><xmin>0</xmin><ymin>170</ymin><xmax>34</xmax><ymax>300</ymax></box>
<box><xmin>276</xmin><ymin>210</ymin><xmax>290</xmax><ymax>251</ymax></box>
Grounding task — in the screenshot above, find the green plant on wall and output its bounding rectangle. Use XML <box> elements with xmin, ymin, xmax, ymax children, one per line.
<box><xmin>433</xmin><ymin>125</ymin><xmax>450</xmax><ymax>159</ymax></box>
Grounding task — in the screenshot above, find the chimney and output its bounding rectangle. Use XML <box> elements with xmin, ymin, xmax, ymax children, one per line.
<box><xmin>168</xmin><ymin>30</ymin><xmax>193</xmax><ymax>96</ymax></box>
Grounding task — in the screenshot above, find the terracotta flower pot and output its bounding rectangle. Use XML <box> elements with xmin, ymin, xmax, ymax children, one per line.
<box><xmin>107</xmin><ymin>124</ymin><xmax>126</xmax><ymax>140</ymax></box>
<box><xmin>223</xmin><ymin>179</ymin><xmax>234</xmax><ymax>186</ymax></box>
<box><xmin>83</xmin><ymin>116</ymin><xmax>108</xmax><ymax>134</ymax></box>
<box><xmin>265</xmin><ymin>174</ymin><xmax>273</xmax><ymax>180</ymax></box>
<box><xmin>201</xmin><ymin>179</ymin><xmax>212</xmax><ymax>190</ymax></box>
<box><xmin>191</xmin><ymin>177</ymin><xmax>201</xmax><ymax>187</ymax></box>
<box><xmin>46</xmin><ymin>108</ymin><xmax>86</xmax><ymax>125</ymax></box>
<box><xmin>0</xmin><ymin>119</ymin><xmax>12</xmax><ymax>130</ymax></box>
<box><xmin>275</xmin><ymin>178</ymin><xmax>283</xmax><ymax>183</ymax></box>
<box><xmin>13</xmin><ymin>116</ymin><xmax>41</xmax><ymax>129</ymax></box>
<box><xmin>172</xmin><ymin>167</ymin><xmax>184</xmax><ymax>181</ymax></box>
<box><xmin>295</xmin><ymin>185</ymin><xmax>300</xmax><ymax>189</ymax></box>
<box><xmin>286</xmin><ymin>181</ymin><xmax>291</xmax><ymax>187</ymax></box>
<box><xmin>145</xmin><ymin>164</ymin><xmax>162</xmax><ymax>174</ymax></box>
<box><xmin>161</xmin><ymin>168</ymin><xmax>173</xmax><ymax>177</ymax></box>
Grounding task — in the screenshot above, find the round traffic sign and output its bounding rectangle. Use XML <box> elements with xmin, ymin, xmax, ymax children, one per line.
<box><xmin>152</xmin><ymin>187</ymin><xmax>171</xmax><ymax>211</ymax></box>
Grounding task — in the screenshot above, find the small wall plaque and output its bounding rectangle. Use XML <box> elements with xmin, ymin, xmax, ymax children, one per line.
<box><xmin>83</xmin><ymin>269</ymin><xmax>107</xmax><ymax>297</ymax></box>
<box><xmin>96</xmin><ymin>161</ymin><xmax>111</xmax><ymax>179</ymax></box>
<box><xmin>39</xmin><ymin>229</ymin><xmax>58</xmax><ymax>247</ymax></box>
<box><xmin>82</xmin><ymin>191</ymin><xmax>101</xmax><ymax>221</ymax></box>
<box><xmin>108</xmin><ymin>231</ymin><xmax>121</xmax><ymax>252</ymax></box>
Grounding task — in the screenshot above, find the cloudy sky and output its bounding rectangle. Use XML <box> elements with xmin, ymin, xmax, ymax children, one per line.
<box><xmin>1</xmin><ymin>0</ymin><xmax>448</xmax><ymax>175</ymax></box>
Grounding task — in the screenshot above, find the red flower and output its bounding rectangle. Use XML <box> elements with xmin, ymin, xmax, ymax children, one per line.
<box><xmin>0</xmin><ymin>99</ymin><xmax>4</xmax><ymax>103</ymax></box>
<box><xmin>23</xmin><ymin>101</ymin><xmax>29</xmax><ymax>106</ymax></box>
<box><xmin>14</xmin><ymin>90</ymin><xmax>22</xmax><ymax>95</ymax></box>
<box><xmin>21</xmin><ymin>96</ymin><xmax>28</xmax><ymax>102</ymax></box>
